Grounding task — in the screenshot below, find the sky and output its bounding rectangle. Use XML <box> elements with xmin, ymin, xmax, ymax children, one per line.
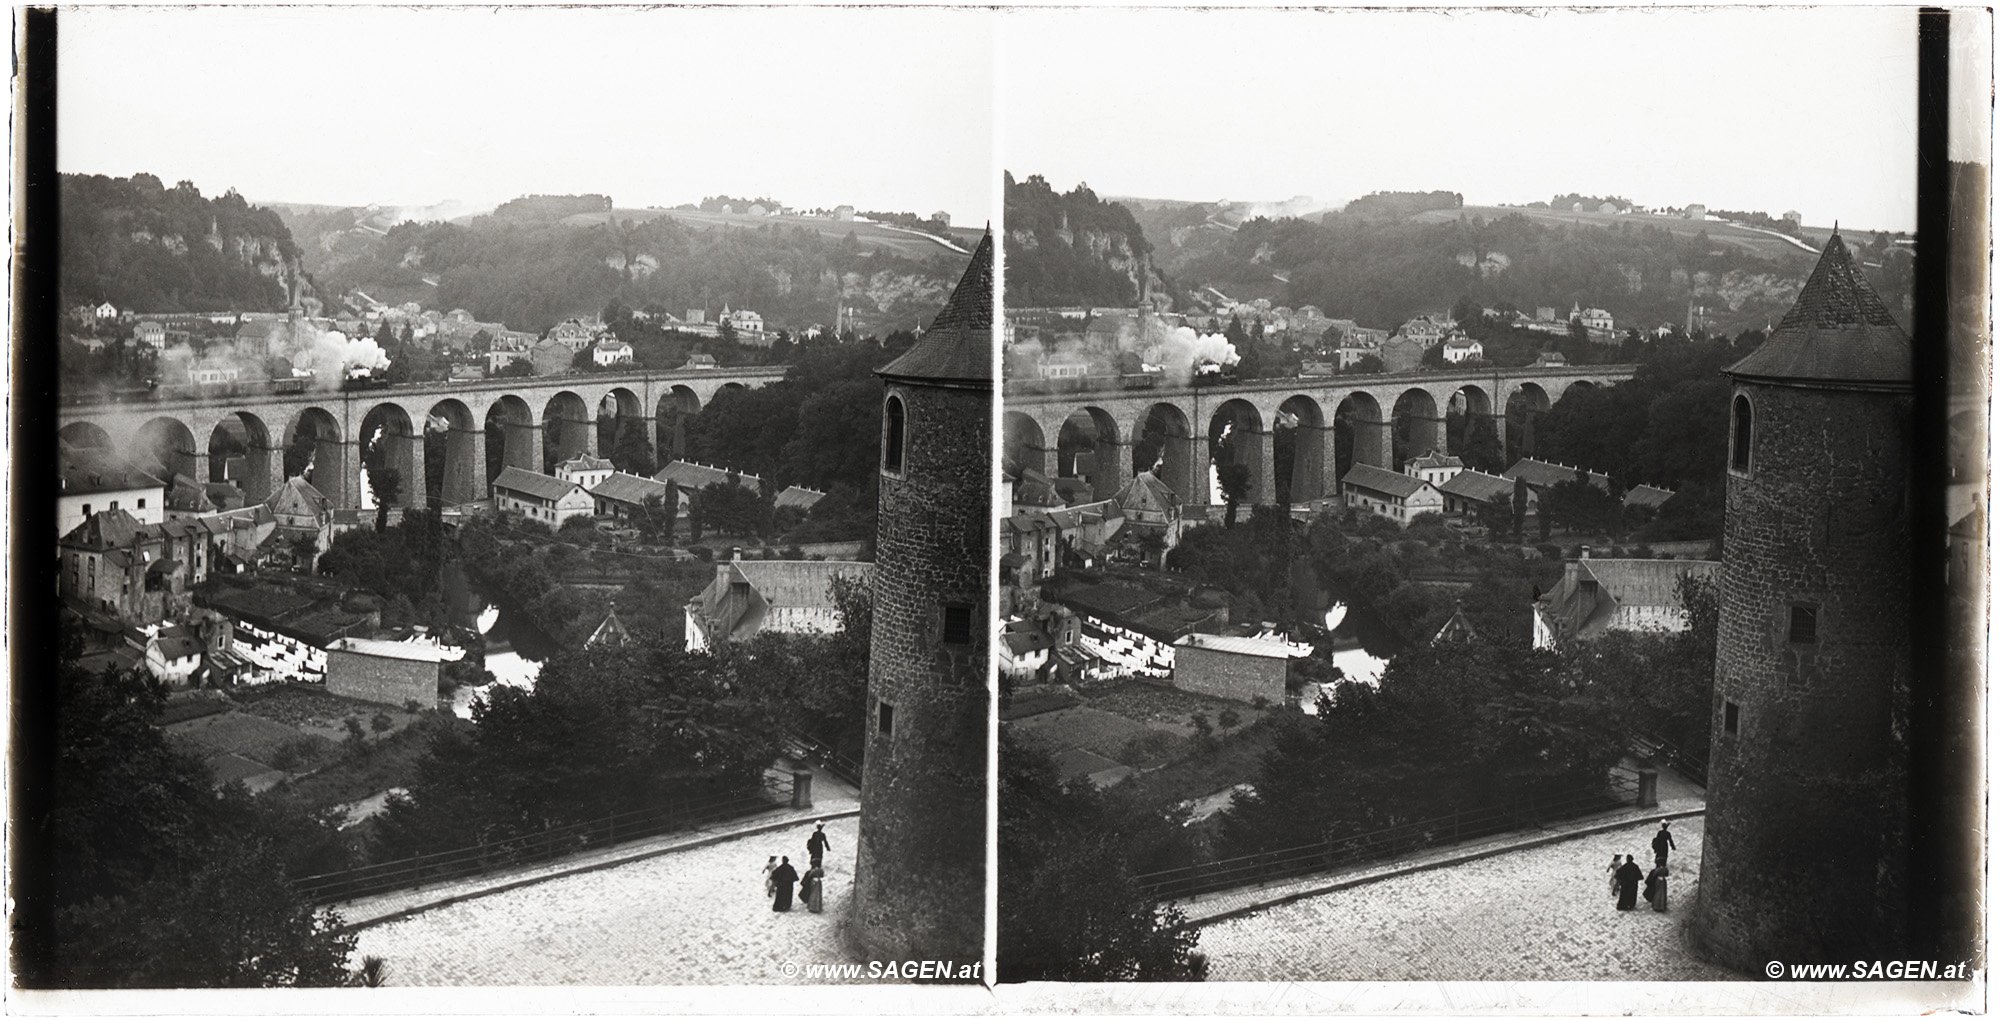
<box><xmin>58</xmin><ymin>7</ymin><xmax>996</xmax><ymax>224</ymax></box>
<box><xmin>1000</xmin><ymin>7</ymin><xmax>1922</xmax><ymax>232</ymax></box>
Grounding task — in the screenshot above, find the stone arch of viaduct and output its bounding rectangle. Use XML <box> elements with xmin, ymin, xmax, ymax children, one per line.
<box><xmin>1004</xmin><ymin>366</ymin><xmax>1635</xmax><ymax>508</ymax></box>
<box><xmin>57</xmin><ymin>368</ymin><xmax>787</xmax><ymax>510</ymax></box>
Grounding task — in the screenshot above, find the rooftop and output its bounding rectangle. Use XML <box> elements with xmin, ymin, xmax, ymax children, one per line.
<box><xmin>1504</xmin><ymin>458</ymin><xmax>1611</xmax><ymax>490</ymax></box>
<box><xmin>878</xmin><ymin>232</ymin><xmax>992</xmax><ymax>388</ymax></box>
<box><xmin>590</xmin><ymin>472</ymin><xmax>668</xmax><ymax>506</ymax></box>
<box><xmin>1438</xmin><ymin>469</ymin><xmax>1515</xmax><ymax>504</ymax></box>
<box><xmin>1174</xmin><ymin>633</ymin><xmax>1302</xmax><ymax>660</ymax></box>
<box><xmin>654</xmin><ymin>460</ymin><xmax>762</xmax><ymax>492</ymax></box>
<box><xmin>493</xmin><ymin>466</ymin><xmax>585</xmax><ymax>503</ymax></box>
<box><xmin>1343</xmin><ymin>463</ymin><xmax>1432</xmax><ymax>500</ymax></box>
<box><xmin>1725</xmin><ymin>230</ymin><xmax>1911</xmax><ymax>390</ymax></box>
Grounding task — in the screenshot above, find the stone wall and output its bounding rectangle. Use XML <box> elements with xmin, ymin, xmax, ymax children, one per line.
<box><xmin>851</xmin><ymin>380</ymin><xmax>991</xmax><ymax>969</ymax></box>
<box><xmin>1173</xmin><ymin>644</ymin><xmax>1286</xmax><ymax>704</ymax></box>
<box><xmin>1694</xmin><ymin>381</ymin><xmax>1912</xmax><ymax>971</ymax></box>
<box><xmin>326</xmin><ymin>648</ymin><xmax>439</xmax><ymax>710</ymax></box>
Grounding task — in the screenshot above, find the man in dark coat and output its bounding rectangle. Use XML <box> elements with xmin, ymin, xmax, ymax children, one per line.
<box><xmin>1651</xmin><ymin>821</ymin><xmax>1676</xmax><ymax>867</ymax></box>
<box><xmin>807</xmin><ymin>822</ymin><xmax>830</xmax><ymax>870</ymax></box>
<box><xmin>770</xmin><ymin>856</ymin><xmax>800</xmax><ymax>912</ymax></box>
<box><xmin>1615</xmin><ymin>855</ymin><xmax>1645</xmax><ymax>910</ymax></box>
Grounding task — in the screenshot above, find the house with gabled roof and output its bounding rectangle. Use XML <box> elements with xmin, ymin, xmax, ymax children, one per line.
<box><xmin>1504</xmin><ymin>457</ymin><xmax>1612</xmax><ymax>512</ymax></box>
<box><xmin>492</xmin><ymin>466</ymin><xmax>593</xmax><ymax>528</ymax></box>
<box><xmin>590</xmin><ymin>471</ymin><xmax>670</xmax><ymax>522</ymax></box>
<box><xmin>684</xmin><ymin>553</ymin><xmax>871</xmax><ymax>652</ymax></box>
<box><xmin>1531</xmin><ymin>554</ymin><xmax>1719</xmax><ymax>649</ymax></box>
<box><xmin>1437</xmin><ymin>468</ymin><xmax>1515</xmax><ymax>519</ymax></box>
<box><xmin>1342</xmin><ymin>464</ymin><xmax>1443</xmax><ymax>525</ymax></box>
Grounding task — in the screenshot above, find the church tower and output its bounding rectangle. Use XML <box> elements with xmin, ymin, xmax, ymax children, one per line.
<box><xmin>1693</xmin><ymin>231</ymin><xmax>1914</xmax><ymax>970</ymax></box>
<box><xmin>849</xmin><ymin>233</ymin><xmax>992</xmax><ymax>965</ymax></box>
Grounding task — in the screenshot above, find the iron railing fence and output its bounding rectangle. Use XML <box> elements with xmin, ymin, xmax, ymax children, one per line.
<box><xmin>295</xmin><ymin>773</ymin><xmax>793</xmax><ymax>905</ymax></box>
<box><xmin>1135</xmin><ymin>768</ymin><xmax>1641</xmax><ymax>903</ymax></box>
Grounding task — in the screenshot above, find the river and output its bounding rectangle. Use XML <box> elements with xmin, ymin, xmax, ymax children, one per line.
<box><xmin>443</xmin><ymin>562</ymin><xmax>556</xmax><ymax>718</ymax></box>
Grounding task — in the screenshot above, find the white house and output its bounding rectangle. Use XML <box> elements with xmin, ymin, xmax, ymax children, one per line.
<box><xmin>1341</xmin><ymin>464</ymin><xmax>1444</xmax><ymax>524</ymax></box>
<box><xmin>1441</xmin><ymin>332</ymin><xmax>1484</xmax><ymax>364</ymax></box>
<box><xmin>591</xmin><ymin>338</ymin><xmax>634</xmax><ymax>366</ymax></box>
<box><xmin>144</xmin><ymin>624</ymin><xmax>206</xmax><ymax>687</ymax></box>
<box><xmin>95</xmin><ymin>301</ymin><xmax>118</xmax><ymax>320</ymax></box>
<box><xmin>1403</xmin><ymin>451</ymin><xmax>1464</xmax><ymax>489</ymax></box>
<box><xmin>492</xmin><ymin>466</ymin><xmax>594</xmax><ymax>528</ymax></box>
<box><xmin>554</xmin><ymin>453</ymin><xmax>615</xmax><ymax>492</ymax></box>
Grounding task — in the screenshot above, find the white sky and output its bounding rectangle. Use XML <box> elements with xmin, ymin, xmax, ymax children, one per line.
<box><xmin>58</xmin><ymin>6</ymin><xmax>995</xmax><ymax>223</ymax></box>
<box><xmin>1000</xmin><ymin>7</ymin><xmax>1922</xmax><ymax>232</ymax></box>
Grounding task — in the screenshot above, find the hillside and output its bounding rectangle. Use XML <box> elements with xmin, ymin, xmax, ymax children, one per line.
<box><xmin>1004</xmin><ymin>173</ymin><xmax>1171</xmax><ymax>308</ymax></box>
<box><xmin>283</xmin><ymin>197</ymin><xmax>976</xmax><ymax>336</ymax></box>
<box><xmin>1146</xmin><ymin>201</ymin><xmax>1913</xmax><ymax>336</ymax></box>
<box><xmin>60</xmin><ymin>173</ymin><xmax>302</xmax><ymax>312</ymax></box>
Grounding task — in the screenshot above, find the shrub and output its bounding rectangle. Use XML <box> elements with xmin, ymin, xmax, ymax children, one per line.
<box><xmin>370</xmin><ymin>712</ymin><xmax>393</xmax><ymax>734</ymax></box>
<box><xmin>269</xmin><ymin>735</ymin><xmax>336</xmax><ymax>772</ymax></box>
<box><xmin>1217</xmin><ymin>708</ymin><xmax>1242</xmax><ymax>731</ymax></box>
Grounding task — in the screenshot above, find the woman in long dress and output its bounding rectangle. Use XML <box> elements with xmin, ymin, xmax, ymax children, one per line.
<box><xmin>803</xmin><ymin>867</ymin><xmax>825</xmax><ymax>914</ymax></box>
<box><xmin>1644</xmin><ymin>864</ymin><xmax>1669</xmax><ymax>912</ymax></box>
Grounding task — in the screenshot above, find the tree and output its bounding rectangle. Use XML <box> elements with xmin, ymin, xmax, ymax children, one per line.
<box><xmin>609</xmin><ymin>423</ymin><xmax>656</xmax><ymax>478</ymax></box>
<box><xmin>370</xmin><ymin>466</ymin><xmax>401</xmax><ymax>531</ymax></box>
<box><xmin>21</xmin><ymin>662</ymin><xmax>359</xmax><ymax>987</ymax></box>
<box><xmin>1215</xmin><ymin>462</ymin><xmax>1251</xmax><ymax>527</ymax></box>
<box><xmin>998</xmin><ymin>732</ymin><xmax>1206</xmax><ymax>982</ymax></box>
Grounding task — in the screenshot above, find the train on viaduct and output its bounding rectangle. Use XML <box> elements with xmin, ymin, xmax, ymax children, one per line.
<box><xmin>1004</xmin><ymin>364</ymin><xmax>1638</xmax><ymax>507</ymax></box>
<box><xmin>56</xmin><ymin>367</ymin><xmax>789</xmax><ymax>510</ymax></box>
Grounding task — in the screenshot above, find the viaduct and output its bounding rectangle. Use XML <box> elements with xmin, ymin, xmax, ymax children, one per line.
<box><xmin>56</xmin><ymin>367</ymin><xmax>789</xmax><ymax>510</ymax></box>
<box><xmin>1004</xmin><ymin>364</ymin><xmax>1638</xmax><ymax>507</ymax></box>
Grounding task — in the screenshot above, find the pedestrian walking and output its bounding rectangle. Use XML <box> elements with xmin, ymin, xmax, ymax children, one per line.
<box><xmin>1605</xmin><ymin>854</ymin><xmax>1623</xmax><ymax>900</ymax></box>
<box><xmin>762</xmin><ymin>855</ymin><xmax>778</xmax><ymax>900</ymax></box>
<box><xmin>1644</xmin><ymin>863</ymin><xmax>1670</xmax><ymax>913</ymax></box>
<box><xmin>802</xmin><ymin>866</ymin><xmax>826</xmax><ymax>914</ymax></box>
<box><xmin>1615</xmin><ymin>855</ymin><xmax>1644</xmax><ymax>911</ymax></box>
<box><xmin>1651</xmin><ymin>820</ymin><xmax>1676</xmax><ymax>867</ymax></box>
<box><xmin>770</xmin><ymin>856</ymin><xmax>800</xmax><ymax>912</ymax></box>
<box><xmin>807</xmin><ymin>822</ymin><xmax>830</xmax><ymax>870</ymax></box>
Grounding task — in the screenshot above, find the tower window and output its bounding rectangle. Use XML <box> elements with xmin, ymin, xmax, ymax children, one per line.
<box><xmin>1788</xmin><ymin>604</ymin><xmax>1818</xmax><ymax>644</ymax></box>
<box><xmin>1730</xmin><ymin>394</ymin><xmax>1753</xmax><ymax>473</ymax></box>
<box><xmin>941</xmin><ymin>602</ymin><xmax>974</xmax><ymax>647</ymax></box>
<box><xmin>882</xmin><ymin>394</ymin><xmax>906</xmax><ymax>474</ymax></box>
<box><xmin>1724</xmin><ymin>700</ymin><xmax>1740</xmax><ymax>735</ymax></box>
<box><xmin>876</xmin><ymin>699</ymin><xmax>895</xmax><ymax>739</ymax></box>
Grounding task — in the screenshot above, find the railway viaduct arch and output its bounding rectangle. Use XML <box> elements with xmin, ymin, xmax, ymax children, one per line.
<box><xmin>57</xmin><ymin>367</ymin><xmax>786</xmax><ymax>510</ymax></box>
<box><xmin>1004</xmin><ymin>365</ymin><xmax>1635</xmax><ymax>508</ymax></box>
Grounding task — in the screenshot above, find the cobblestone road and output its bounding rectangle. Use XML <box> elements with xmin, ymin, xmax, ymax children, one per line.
<box><xmin>1198</xmin><ymin>816</ymin><xmax>1733</xmax><ymax>981</ymax></box>
<box><xmin>352</xmin><ymin>815</ymin><xmax>866</xmax><ymax>985</ymax></box>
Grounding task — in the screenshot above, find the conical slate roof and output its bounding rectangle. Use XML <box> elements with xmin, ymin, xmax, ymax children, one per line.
<box><xmin>1725</xmin><ymin>230</ymin><xmax>1911</xmax><ymax>390</ymax></box>
<box><xmin>878</xmin><ymin>232</ymin><xmax>992</xmax><ymax>389</ymax></box>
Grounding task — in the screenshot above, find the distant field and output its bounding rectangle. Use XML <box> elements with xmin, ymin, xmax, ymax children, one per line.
<box><xmin>567</xmin><ymin>207</ymin><xmax>981</xmax><ymax>261</ymax></box>
<box><xmin>1414</xmin><ymin>205</ymin><xmax>1828</xmax><ymax>265</ymax></box>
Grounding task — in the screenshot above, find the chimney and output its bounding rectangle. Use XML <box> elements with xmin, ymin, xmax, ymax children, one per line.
<box><xmin>731</xmin><ymin>546</ymin><xmax>743</xmax><ymax>562</ymax></box>
<box><xmin>1580</xmin><ymin>545</ymin><xmax>1592</xmax><ymax>559</ymax></box>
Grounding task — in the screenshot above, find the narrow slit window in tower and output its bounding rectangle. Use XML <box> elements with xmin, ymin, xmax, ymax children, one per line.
<box><xmin>1788</xmin><ymin>604</ymin><xmax>1818</xmax><ymax>644</ymax></box>
<box><xmin>877</xmin><ymin>698</ymin><xmax>895</xmax><ymax>740</ymax></box>
<box><xmin>1724</xmin><ymin>700</ymin><xmax>1740</xmax><ymax>735</ymax></box>
<box><xmin>1730</xmin><ymin>394</ymin><xmax>1753</xmax><ymax>473</ymax></box>
<box><xmin>882</xmin><ymin>395</ymin><xmax>906</xmax><ymax>473</ymax></box>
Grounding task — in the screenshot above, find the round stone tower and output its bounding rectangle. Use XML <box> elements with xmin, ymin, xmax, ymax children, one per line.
<box><xmin>849</xmin><ymin>233</ymin><xmax>992</xmax><ymax>966</ymax></box>
<box><xmin>1693</xmin><ymin>231</ymin><xmax>1914</xmax><ymax>970</ymax></box>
